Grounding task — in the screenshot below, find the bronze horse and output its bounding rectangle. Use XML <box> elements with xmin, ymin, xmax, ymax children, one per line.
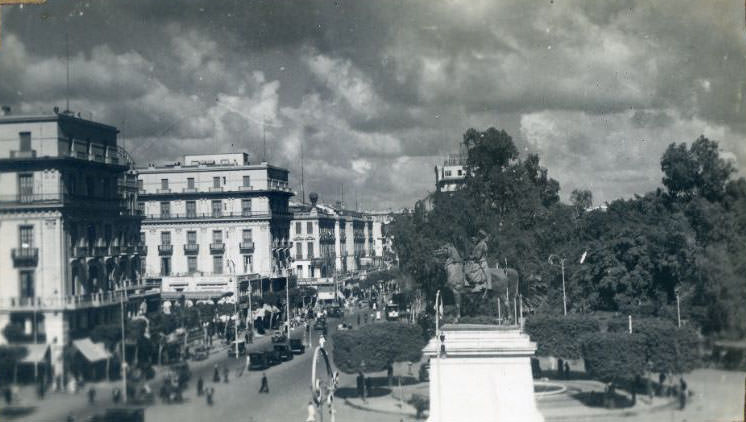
<box><xmin>434</xmin><ymin>243</ymin><xmax>519</xmax><ymax>320</ymax></box>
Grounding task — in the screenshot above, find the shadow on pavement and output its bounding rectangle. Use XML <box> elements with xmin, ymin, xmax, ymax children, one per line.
<box><xmin>570</xmin><ymin>391</ymin><xmax>634</xmax><ymax>409</ymax></box>
<box><xmin>0</xmin><ymin>406</ymin><xmax>37</xmax><ymax>418</ymax></box>
<box><xmin>335</xmin><ymin>386</ymin><xmax>392</xmax><ymax>399</ymax></box>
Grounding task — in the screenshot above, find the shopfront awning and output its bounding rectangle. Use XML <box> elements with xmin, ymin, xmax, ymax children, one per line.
<box><xmin>161</xmin><ymin>291</ymin><xmax>227</xmax><ymax>301</ymax></box>
<box><xmin>73</xmin><ymin>338</ymin><xmax>111</xmax><ymax>362</ymax></box>
<box><xmin>21</xmin><ymin>344</ymin><xmax>50</xmax><ymax>363</ymax></box>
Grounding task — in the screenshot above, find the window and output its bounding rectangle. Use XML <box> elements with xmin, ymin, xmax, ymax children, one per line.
<box><xmin>187</xmin><ymin>177</ymin><xmax>195</xmax><ymax>189</ymax></box>
<box><xmin>307</xmin><ymin>242</ymin><xmax>314</xmax><ymax>258</ymax></box>
<box><xmin>187</xmin><ymin>231</ymin><xmax>197</xmax><ymax>245</ymax></box>
<box><xmin>19</xmin><ymin>132</ymin><xmax>31</xmax><ymax>151</ymax></box>
<box><xmin>161</xmin><ymin>257</ymin><xmax>171</xmax><ymax>276</ymax></box>
<box><xmin>184</xmin><ymin>200</ymin><xmax>196</xmax><ymax>218</ymax></box>
<box><xmin>295</xmin><ymin>222</ymin><xmax>302</xmax><ymax>235</ymax></box>
<box><xmin>19</xmin><ymin>226</ymin><xmax>33</xmax><ymax>248</ymax></box>
<box><xmin>457</xmin><ymin>170</ymin><xmax>463</xmax><ymax>176</ymax></box>
<box><xmin>307</xmin><ymin>222</ymin><xmax>313</xmax><ymax>234</ymax></box>
<box><xmin>213</xmin><ymin>255</ymin><xmax>223</xmax><ymax>274</ymax></box>
<box><xmin>242</xmin><ymin>229</ymin><xmax>252</xmax><ymax>243</ymax></box>
<box><xmin>213</xmin><ymin>177</ymin><xmax>220</xmax><ymax>188</ymax></box>
<box><xmin>160</xmin><ymin>179</ymin><xmax>169</xmax><ymax>190</ymax></box>
<box><xmin>445</xmin><ymin>170</ymin><xmax>452</xmax><ymax>177</ymax></box>
<box><xmin>19</xmin><ymin>271</ymin><xmax>34</xmax><ymax>298</ymax></box>
<box><xmin>212</xmin><ymin>230</ymin><xmax>222</xmax><ymax>243</ymax></box>
<box><xmin>187</xmin><ymin>256</ymin><xmax>197</xmax><ymax>273</ymax></box>
<box><xmin>139</xmin><ymin>232</ymin><xmax>145</xmax><ymax>244</ymax></box>
<box><xmin>242</xmin><ymin>199</ymin><xmax>252</xmax><ymax>216</ymax></box>
<box><xmin>137</xmin><ymin>179</ymin><xmax>143</xmax><ymax>191</ymax></box>
<box><xmin>243</xmin><ymin>255</ymin><xmax>253</xmax><ymax>273</ymax></box>
<box><xmin>243</xmin><ymin>176</ymin><xmax>251</xmax><ymax>187</ymax></box>
<box><xmin>211</xmin><ymin>200</ymin><xmax>222</xmax><ymax>217</ymax></box>
<box><xmin>296</xmin><ymin>242</ymin><xmax>302</xmax><ymax>259</ymax></box>
<box><xmin>160</xmin><ymin>201</ymin><xmax>170</xmax><ymax>218</ymax></box>
<box><xmin>18</xmin><ymin>174</ymin><xmax>33</xmax><ymax>202</ymax></box>
<box><xmin>161</xmin><ymin>231</ymin><xmax>171</xmax><ymax>245</ymax></box>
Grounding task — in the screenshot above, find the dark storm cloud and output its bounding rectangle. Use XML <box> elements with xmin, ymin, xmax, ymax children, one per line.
<box><xmin>1</xmin><ymin>0</ymin><xmax>744</xmax><ymax>208</ymax></box>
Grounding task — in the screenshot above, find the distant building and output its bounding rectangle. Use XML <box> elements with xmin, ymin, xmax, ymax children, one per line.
<box><xmin>434</xmin><ymin>154</ymin><xmax>466</xmax><ymax>192</ymax></box>
<box><xmin>136</xmin><ymin>153</ymin><xmax>294</xmax><ymax>306</ymax></box>
<box><xmin>0</xmin><ymin>110</ymin><xmax>154</xmax><ymax>378</ymax></box>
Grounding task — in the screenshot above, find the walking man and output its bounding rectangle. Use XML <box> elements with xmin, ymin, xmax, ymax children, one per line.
<box><xmin>356</xmin><ymin>372</ymin><xmax>364</xmax><ymax>399</ymax></box>
<box><xmin>87</xmin><ymin>386</ymin><xmax>96</xmax><ymax>404</ymax></box>
<box><xmin>213</xmin><ymin>364</ymin><xmax>220</xmax><ymax>383</ymax></box>
<box><xmin>259</xmin><ymin>373</ymin><xmax>269</xmax><ymax>393</ymax></box>
<box><xmin>197</xmin><ymin>376</ymin><xmax>204</xmax><ymax>396</ymax></box>
<box><xmin>223</xmin><ymin>365</ymin><xmax>230</xmax><ymax>383</ymax></box>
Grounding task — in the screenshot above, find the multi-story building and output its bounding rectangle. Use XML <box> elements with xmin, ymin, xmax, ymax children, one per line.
<box><xmin>290</xmin><ymin>194</ymin><xmax>384</xmax><ymax>289</ymax></box>
<box><xmin>434</xmin><ymin>153</ymin><xmax>466</xmax><ymax>192</ymax></box>
<box><xmin>137</xmin><ymin>153</ymin><xmax>293</xmax><ymax>306</ymax></box>
<box><xmin>0</xmin><ymin>110</ymin><xmax>153</xmax><ymax>378</ymax></box>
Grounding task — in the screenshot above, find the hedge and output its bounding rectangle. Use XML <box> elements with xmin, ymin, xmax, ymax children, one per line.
<box><xmin>524</xmin><ymin>315</ymin><xmax>600</xmax><ymax>359</ymax></box>
<box><xmin>581</xmin><ymin>332</ymin><xmax>647</xmax><ymax>384</ymax></box>
<box><xmin>332</xmin><ymin>322</ymin><xmax>425</xmax><ymax>373</ymax></box>
<box><xmin>607</xmin><ymin>317</ymin><xmax>701</xmax><ymax>373</ymax></box>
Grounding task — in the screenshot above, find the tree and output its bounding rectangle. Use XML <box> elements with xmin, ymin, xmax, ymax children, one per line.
<box><xmin>332</xmin><ymin>322</ymin><xmax>426</xmax><ymax>373</ymax></box>
<box><xmin>524</xmin><ymin>315</ymin><xmax>600</xmax><ymax>359</ymax></box>
<box><xmin>661</xmin><ymin>136</ymin><xmax>735</xmax><ymax>202</ymax></box>
<box><xmin>570</xmin><ymin>189</ymin><xmax>593</xmax><ymax>213</ymax></box>
<box><xmin>0</xmin><ymin>346</ymin><xmax>27</xmax><ymax>385</ymax></box>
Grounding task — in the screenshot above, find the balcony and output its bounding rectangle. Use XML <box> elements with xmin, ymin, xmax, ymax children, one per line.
<box><xmin>12</xmin><ymin>247</ymin><xmax>38</xmax><ymax>267</ymax></box>
<box><xmin>158</xmin><ymin>244</ymin><xmax>173</xmax><ymax>255</ymax></box>
<box><xmin>239</xmin><ymin>241</ymin><xmax>255</xmax><ymax>253</ymax></box>
<box><xmin>209</xmin><ymin>187</ymin><xmax>223</xmax><ymax>192</ymax></box>
<box><xmin>144</xmin><ymin>211</ymin><xmax>272</xmax><ymax>221</ymax></box>
<box><xmin>0</xmin><ymin>292</ymin><xmax>128</xmax><ymax>311</ymax></box>
<box><xmin>182</xmin><ymin>187</ymin><xmax>198</xmax><ymax>193</ymax></box>
<box><xmin>92</xmin><ymin>246</ymin><xmax>109</xmax><ymax>257</ymax></box>
<box><xmin>183</xmin><ymin>243</ymin><xmax>199</xmax><ymax>255</ymax></box>
<box><xmin>209</xmin><ymin>243</ymin><xmax>225</xmax><ymax>254</ymax></box>
<box><xmin>238</xmin><ymin>185</ymin><xmax>254</xmax><ymax>191</ymax></box>
<box><xmin>0</xmin><ymin>193</ymin><xmax>132</xmax><ymax>214</ymax></box>
<box><xmin>10</xmin><ymin>150</ymin><xmax>36</xmax><ymax>159</ymax></box>
<box><xmin>156</xmin><ymin>188</ymin><xmax>171</xmax><ymax>194</ymax></box>
<box><xmin>108</xmin><ymin>245</ymin><xmax>121</xmax><ymax>255</ymax></box>
<box><xmin>72</xmin><ymin>246</ymin><xmax>89</xmax><ymax>258</ymax></box>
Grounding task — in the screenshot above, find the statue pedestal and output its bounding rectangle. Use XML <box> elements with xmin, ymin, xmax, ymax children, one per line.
<box><xmin>423</xmin><ymin>324</ymin><xmax>544</xmax><ymax>422</ymax></box>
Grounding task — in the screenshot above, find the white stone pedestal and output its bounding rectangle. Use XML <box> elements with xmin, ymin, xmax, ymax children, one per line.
<box><xmin>423</xmin><ymin>324</ymin><xmax>544</xmax><ymax>422</ymax></box>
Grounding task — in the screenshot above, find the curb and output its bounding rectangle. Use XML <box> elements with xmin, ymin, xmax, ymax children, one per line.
<box><xmin>543</xmin><ymin>395</ymin><xmax>679</xmax><ymax>421</ymax></box>
<box><xmin>343</xmin><ymin>397</ymin><xmax>418</xmax><ymax>418</ymax></box>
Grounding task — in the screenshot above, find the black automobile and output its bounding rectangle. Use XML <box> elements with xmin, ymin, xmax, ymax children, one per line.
<box><xmin>289</xmin><ymin>339</ymin><xmax>306</xmax><ymax>354</ymax></box>
<box><xmin>265</xmin><ymin>349</ymin><xmax>282</xmax><ymax>366</ymax></box>
<box><xmin>313</xmin><ymin>318</ymin><xmax>326</xmax><ymax>331</ymax></box>
<box><xmin>273</xmin><ymin>344</ymin><xmax>294</xmax><ymax>361</ymax></box>
<box><xmin>327</xmin><ymin>306</ymin><xmax>344</xmax><ymax>318</ymax></box>
<box><xmin>248</xmin><ymin>352</ymin><xmax>269</xmax><ymax>370</ymax></box>
<box><xmin>167</xmin><ymin>362</ymin><xmax>191</xmax><ymax>388</ymax></box>
<box><xmin>88</xmin><ymin>408</ymin><xmax>145</xmax><ymax>422</ymax></box>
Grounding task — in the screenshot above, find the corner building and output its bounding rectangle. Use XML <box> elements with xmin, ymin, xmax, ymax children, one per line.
<box><xmin>0</xmin><ymin>111</ymin><xmax>152</xmax><ymax>378</ymax></box>
<box><xmin>137</xmin><ymin>153</ymin><xmax>293</xmax><ymax>305</ymax></box>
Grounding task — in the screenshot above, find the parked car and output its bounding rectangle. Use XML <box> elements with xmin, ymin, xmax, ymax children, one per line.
<box><xmin>227</xmin><ymin>340</ymin><xmax>247</xmax><ymax>358</ymax></box>
<box><xmin>289</xmin><ymin>339</ymin><xmax>306</xmax><ymax>354</ymax></box>
<box><xmin>191</xmin><ymin>346</ymin><xmax>209</xmax><ymax>361</ymax></box>
<box><xmin>265</xmin><ymin>349</ymin><xmax>282</xmax><ymax>366</ymax></box>
<box><xmin>248</xmin><ymin>352</ymin><xmax>269</xmax><ymax>370</ymax></box>
<box><xmin>273</xmin><ymin>344</ymin><xmax>294</xmax><ymax>361</ymax></box>
<box><xmin>327</xmin><ymin>306</ymin><xmax>344</xmax><ymax>318</ymax></box>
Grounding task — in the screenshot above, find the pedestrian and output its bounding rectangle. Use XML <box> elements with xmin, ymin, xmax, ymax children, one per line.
<box><xmin>658</xmin><ymin>372</ymin><xmax>666</xmax><ymax>396</ymax></box>
<box><xmin>88</xmin><ymin>386</ymin><xmax>96</xmax><ymax>404</ymax></box>
<box><xmin>213</xmin><ymin>364</ymin><xmax>220</xmax><ymax>382</ymax></box>
<box><xmin>197</xmin><ymin>376</ymin><xmax>204</xmax><ymax>396</ymax></box>
<box><xmin>223</xmin><ymin>365</ymin><xmax>230</xmax><ymax>383</ymax></box>
<box><xmin>306</xmin><ymin>400</ymin><xmax>316</xmax><ymax>422</ymax></box>
<box><xmin>319</xmin><ymin>335</ymin><xmax>326</xmax><ymax>349</ymax></box>
<box><xmin>564</xmin><ymin>361</ymin><xmax>571</xmax><ymax>379</ymax></box>
<box><xmin>112</xmin><ymin>387</ymin><xmax>121</xmax><ymax>403</ymax></box>
<box><xmin>364</xmin><ymin>313</ymin><xmax>368</xmax><ymax>324</ymax></box>
<box><xmin>246</xmin><ymin>354</ymin><xmax>252</xmax><ymax>372</ymax></box>
<box><xmin>356</xmin><ymin>372</ymin><xmax>364</xmax><ymax>399</ymax></box>
<box><xmin>322</xmin><ymin>326</ymin><xmax>328</xmax><ymax>337</ymax></box>
<box><xmin>259</xmin><ymin>373</ymin><xmax>269</xmax><ymax>393</ymax></box>
<box><xmin>206</xmin><ymin>387</ymin><xmax>214</xmax><ymax>406</ymax></box>
<box><xmin>646</xmin><ymin>376</ymin><xmax>653</xmax><ymax>402</ymax></box>
<box><xmin>3</xmin><ymin>386</ymin><xmax>11</xmax><ymax>405</ymax></box>
<box><xmin>357</xmin><ymin>314</ymin><xmax>361</xmax><ymax>326</ymax></box>
<box><xmin>557</xmin><ymin>358</ymin><xmax>564</xmax><ymax>379</ymax></box>
<box><xmin>387</xmin><ymin>364</ymin><xmax>394</xmax><ymax>387</ymax></box>
<box><xmin>364</xmin><ymin>375</ymin><xmax>372</xmax><ymax>402</ymax></box>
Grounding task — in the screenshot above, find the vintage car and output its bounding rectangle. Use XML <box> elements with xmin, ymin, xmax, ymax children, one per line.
<box><xmin>227</xmin><ymin>340</ymin><xmax>247</xmax><ymax>358</ymax></box>
<box><xmin>273</xmin><ymin>344</ymin><xmax>294</xmax><ymax>361</ymax></box>
<box><xmin>248</xmin><ymin>352</ymin><xmax>269</xmax><ymax>370</ymax></box>
<box><xmin>191</xmin><ymin>346</ymin><xmax>209</xmax><ymax>361</ymax></box>
<box><xmin>289</xmin><ymin>338</ymin><xmax>306</xmax><ymax>354</ymax></box>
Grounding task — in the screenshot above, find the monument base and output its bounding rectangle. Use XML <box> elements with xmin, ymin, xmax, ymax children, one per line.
<box><xmin>423</xmin><ymin>324</ymin><xmax>544</xmax><ymax>422</ymax></box>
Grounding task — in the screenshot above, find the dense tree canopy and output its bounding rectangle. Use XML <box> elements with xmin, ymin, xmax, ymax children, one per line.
<box><xmin>332</xmin><ymin>322</ymin><xmax>426</xmax><ymax>373</ymax></box>
<box><xmin>391</xmin><ymin>128</ymin><xmax>746</xmax><ymax>338</ymax></box>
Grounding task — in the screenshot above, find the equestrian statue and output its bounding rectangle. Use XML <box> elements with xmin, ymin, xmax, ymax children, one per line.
<box><xmin>433</xmin><ymin>230</ymin><xmax>519</xmax><ymax>320</ymax></box>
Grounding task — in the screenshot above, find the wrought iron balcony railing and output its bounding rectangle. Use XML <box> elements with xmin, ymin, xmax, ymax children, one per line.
<box><xmin>12</xmin><ymin>247</ymin><xmax>38</xmax><ymax>267</ymax></box>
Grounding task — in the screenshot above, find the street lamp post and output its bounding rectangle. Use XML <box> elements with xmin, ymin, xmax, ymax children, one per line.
<box><xmin>226</xmin><ymin>259</ymin><xmax>239</xmax><ymax>359</ymax></box>
<box><xmin>120</xmin><ymin>292</ymin><xmax>127</xmax><ymax>403</ymax></box>
<box><xmin>548</xmin><ymin>255</ymin><xmax>567</xmax><ymax>316</ymax></box>
<box><xmin>676</xmin><ymin>288</ymin><xmax>681</xmax><ymax>328</ymax></box>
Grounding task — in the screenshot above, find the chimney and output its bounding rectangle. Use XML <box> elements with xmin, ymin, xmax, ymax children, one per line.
<box><xmin>1</xmin><ymin>106</ymin><xmax>10</xmax><ymax>116</ymax></box>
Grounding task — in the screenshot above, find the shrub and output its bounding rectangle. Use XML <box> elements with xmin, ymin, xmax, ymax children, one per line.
<box><xmin>581</xmin><ymin>332</ymin><xmax>647</xmax><ymax>385</ymax></box>
<box><xmin>0</xmin><ymin>346</ymin><xmax>27</xmax><ymax>385</ymax></box>
<box><xmin>525</xmin><ymin>314</ymin><xmax>600</xmax><ymax>359</ymax></box>
<box><xmin>332</xmin><ymin>322</ymin><xmax>426</xmax><ymax>373</ymax></box>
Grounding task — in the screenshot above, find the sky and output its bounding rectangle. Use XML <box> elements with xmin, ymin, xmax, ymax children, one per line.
<box><xmin>1</xmin><ymin>0</ymin><xmax>744</xmax><ymax>210</ymax></box>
